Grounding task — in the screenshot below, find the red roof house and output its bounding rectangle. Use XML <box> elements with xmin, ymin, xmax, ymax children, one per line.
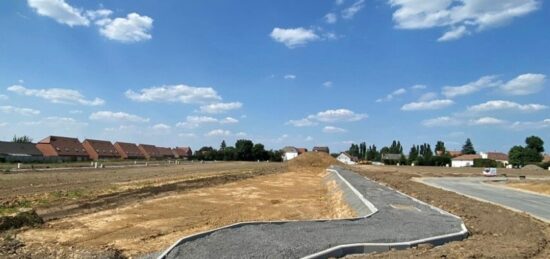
<box><xmin>82</xmin><ymin>139</ymin><xmax>119</xmax><ymax>160</ymax></box>
<box><xmin>138</xmin><ymin>144</ymin><xmax>161</xmax><ymax>159</ymax></box>
<box><xmin>174</xmin><ymin>147</ymin><xmax>192</xmax><ymax>159</ymax></box>
<box><xmin>114</xmin><ymin>142</ymin><xmax>145</xmax><ymax>159</ymax></box>
<box><xmin>36</xmin><ymin>136</ymin><xmax>89</xmax><ymax>161</ymax></box>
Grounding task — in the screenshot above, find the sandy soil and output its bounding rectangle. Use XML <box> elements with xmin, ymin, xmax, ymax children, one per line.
<box><xmin>505</xmin><ymin>180</ymin><xmax>550</xmax><ymax>196</ymax></box>
<box><xmin>11</xmin><ymin>167</ymin><xmax>353</xmax><ymax>258</ymax></box>
<box><xmin>347</xmin><ymin>165</ymin><xmax>550</xmax><ymax>258</ymax></box>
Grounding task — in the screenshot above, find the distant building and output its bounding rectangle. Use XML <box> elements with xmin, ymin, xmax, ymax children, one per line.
<box><xmin>36</xmin><ymin>136</ymin><xmax>89</xmax><ymax>161</ymax></box>
<box><xmin>157</xmin><ymin>147</ymin><xmax>175</xmax><ymax>159</ymax></box>
<box><xmin>313</xmin><ymin>146</ymin><xmax>330</xmax><ymax>154</ymax></box>
<box><xmin>544</xmin><ymin>154</ymin><xmax>550</xmax><ymax>163</ymax></box>
<box><xmin>296</xmin><ymin>148</ymin><xmax>308</xmax><ymax>155</ymax></box>
<box><xmin>138</xmin><ymin>144</ymin><xmax>161</xmax><ymax>160</ymax></box>
<box><xmin>451</xmin><ymin>154</ymin><xmax>481</xmax><ymax>167</ymax></box>
<box><xmin>114</xmin><ymin>142</ymin><xmax>145</xmax><ymax>159</ymax></box>
<box><xmin>82</xmin><ymin>139</ymin><xmax>120</xmax><ymax>161</ymax></box>
<box><xmin>0</xmin><ymin>141</ymin><xmax>43</xmax><ymax>162</ymax></box>
<box><xmin>480</xmin><ymin>152</ymin><xmax>509</xmax><ymax>166</ymax></box>
<box><xmin>174</xmin><ymin>147</ymin><xmax>192</xmax><ymax>159</ymax></box>
<box><xmin>448</xmin><ymin>151</ymin><xmax>463</xmax><ymax>158</ymax></box>
<box><xmin>337</xmin><ymin>152</ymin><xmax>358</xmax><ymax>165</ymax></box>
<box><xmin>381</xmin><ymin>153</ymin><xmax>402</xmax><ymax>162</ymax></box>
<box><xmin>281</xmin><ymin>146</ymin><xmax>299</xmax><ymax>161</ymax></box>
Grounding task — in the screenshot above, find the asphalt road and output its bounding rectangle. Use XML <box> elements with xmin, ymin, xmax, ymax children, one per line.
<box><xmin>159</xmin><ymin>167</ymin><xmax>466</xmax><ymax>259</ymax></box>
<box><xmin>419</xmin><ymin>177</ymin><xmax>550</xmax><ymax>223</ymax></box>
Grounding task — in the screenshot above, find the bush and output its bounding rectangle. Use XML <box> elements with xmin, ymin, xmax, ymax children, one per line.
<box><xmin>539</xmin><ymin>161</ymin><xmax>550</xmax><ymax>170</ymax></box>
<box><xmin>431</xmin><ymin>156</ymin><xmax>452</xmax><ymax>166</ymax></box>
<box><xmin>473</xmin><ymin>158</ymin><xmax>498</xmax><ymax>168</ymax></box>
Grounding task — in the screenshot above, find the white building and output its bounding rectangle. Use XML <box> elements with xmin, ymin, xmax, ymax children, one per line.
<box><xmin>281</xmin><ymin>146</ymin><xmax>299</xmax><ymax>161</ymax></box>
<box><xmin>480</xmin><ymin>152</ymin><xmax>509</xmax><ymax>166</ymax></box>
<box><xmin>337</xmin><ymin>152</ymin><xmax>358</xmax><ymax>165</ymax></box>
<box><xmin>451</xmin><ymin>154</ymin><xmax>481</xmax><ymax>168</ymax></box>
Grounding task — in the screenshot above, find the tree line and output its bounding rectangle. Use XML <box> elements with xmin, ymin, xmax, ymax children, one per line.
<box><xmin>194</xmin><ymin>139</ymin><xmax>283</xmax><ymax>162</ymax></box>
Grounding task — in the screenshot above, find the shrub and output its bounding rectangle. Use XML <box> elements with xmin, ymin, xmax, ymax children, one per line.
<box><xmin>473</xmin><ymin>158</ymin><xmax>498</xmax><ymax>168</ymax></box>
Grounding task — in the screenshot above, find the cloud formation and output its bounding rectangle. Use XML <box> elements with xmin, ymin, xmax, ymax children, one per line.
<box><xmin>125</xmin><ymin>84</ymin><xmax>221</xmax><ymax>104</ymax></box>
<box><xmin>270</xmin><ymin>27</ymin><xmax>320</xmax><ymax>48</ymax></box>
<box><xmin>401</xmin><ymin>99</ymin><xmax>454</xmax><ymax>111</ymax></box>
<box><xmin>89</xmin><ymin>111</ymin><xmax>150</xmax><ymax>123</ymax></box>
<box><xmin>7</xmin><ymin>85</ymin><xmax>105</xmax><ymax>106</ymax></box>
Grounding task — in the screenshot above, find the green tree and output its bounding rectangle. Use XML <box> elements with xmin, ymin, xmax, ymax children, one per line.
<box><xmin>408</xmin><ymin>145</ymin><xmax>419</xmax><ymax>164</ymax></box>
<box><xmin>252</xmin><ymin>143</ymin><xmax>268</xmax><ymax>161</ymax></box>
<box><xmin>461</xmin><ymin>138</ymin><xmax>476</xmax><ymax>155</ymax></box>
<box><xmin>435</xmin><ymin>141</ymin><xmax>446</xmax><ymax>155</ymax></box>
<box><xmin>220</xmin><ymin>140</ymin><xmax>227</xmax><ymax>151</ymax></box>
<box><xmin>508</xmin><ymin>145</ymin><xmax>525</xmax><ymax>167</ymax></box>
<box><xmin>12</xmin><ymin>135</ymin><xmax>33</xmax><ymax>143</ymax></box>
<box><xmin>235</xmin><ymin>139</ymin><xmax>254</xmax><ymax>161</ymax></box>
<box><xmin>525</xmin><ymin>136</ymin><xmax>544</xmax><ymax>153</ymax></box>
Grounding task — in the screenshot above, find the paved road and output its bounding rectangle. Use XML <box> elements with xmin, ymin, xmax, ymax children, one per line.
<box><xmin>419</xmin><ymin>177</ymin><xmax>550</xmax><ymax>223</ymax></box>
<box><xmin>159</xmin><ymin>167</ymin><xmax>466</xmax><ymax>259</ymax></box>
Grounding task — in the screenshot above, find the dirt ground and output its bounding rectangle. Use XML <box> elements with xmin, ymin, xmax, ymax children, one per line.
<box><xmin>505</xmin><ymin>180</ymin><xmax>550</xmax><ymax>196</ymax></box>
<box><xmin>348</xmin><ymin>165</ymin><xmax>550</xmax><ymax>258</ymax></box>
<box><xmin>1</xmin><ymin>155</ymin><xmax>355</xmax><ymax>258</ymax></box>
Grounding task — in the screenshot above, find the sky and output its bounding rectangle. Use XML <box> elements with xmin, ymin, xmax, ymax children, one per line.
<box><xmin>0</xmin><ymin>0</ymin><xmax>549</xmax><ymax>153</ymax></box>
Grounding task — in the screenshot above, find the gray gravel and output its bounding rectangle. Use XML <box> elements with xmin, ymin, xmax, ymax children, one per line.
<box><xmin>162</xmin><ymin>167</ymin><xmax>465</xmax><ymax>259</ymax></box>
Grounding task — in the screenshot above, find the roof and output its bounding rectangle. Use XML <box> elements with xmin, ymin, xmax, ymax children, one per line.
<box><xmin>37</xmin><ymin>136</ymin><xmax>88</xmax><ymax>157</ymax></box>
<box><xmin>173</xmin><ymin>147</ymin><xmax>192</xmax><ymax>156</ymax></box>
<box><xmin>281</xmin><ymin>146</ymin><xmax>298</xmax><ymax>153</ymax></box>
<box><xmin>157</xmin><ymin>147</ymin><xmax>174</xmax><ymax>157</ymax></box>
<box><xmin>486</xmin><ymin>152</ymin><xmax>508</xmax><ymax>161</ymax></box>
<box><xmin>448</xmin><ymin>151</ymin><xmax>463</xmax><ymax>157</ymax></box>
<box><xmin>339</xmin><ymin>152</ymin><xmax>358</xmax><ymax>161</ymax></box>
<box><xmin>313</xmin><ymin>146</ymin><xmax>329</xmax><ymax>152</ymax></box>
<box><xmin>0</xmin><ymin>141</ymin><xmax>43</xmax><ymax>156</ymax></box>
<box><xmin>296</xmin><ymin>148</ymin><xmax>308</xmax><ymax>154</ymax></box>
<box><xmin>83</xmin><ymin>139</ymin><xmax>119</xmax><ymax>157</ymax></box>
<box><xmin>381</xmin><ymin>153</ymin><xmax>402</xmax><ymax>160</ymax></box>
<box><xmin>114</xmin><ymin>142</ymin><xmax>144</xmax><ymax>158</ymax></box>
<box><xmin>452</xmin><ymin>154</ymin><xmax>482</xmax><ymax>161</ymax></box>
<box><xmin>139</xmin><ymin>144</ymin><xmax>160</xmax><ymax>158</ymax></box>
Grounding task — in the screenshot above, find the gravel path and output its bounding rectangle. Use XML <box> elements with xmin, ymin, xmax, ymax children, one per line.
<box><xmin>161</xmin><ymin>167</ymin><xmax>466</xmax><ymax>259</ymax></box>
<box><xmin>419</xmin><ymin>177</ymin><xmax>550</xmax><ymax>223</ymax></box>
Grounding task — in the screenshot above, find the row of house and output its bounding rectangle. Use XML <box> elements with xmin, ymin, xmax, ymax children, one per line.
<box><xmin>0</xmin><ymin>135</ymin><xmax>192</xmax><ymax>162</ymax></box>
<box><xmin>281</xmin><ymin>146</ymin><xmax>330</xmax><ymax>161</ymax></box>
<box><xmin>451</xmin><ymin>152</ymin><xmax>509</xmax><ymax>167</ymax></box>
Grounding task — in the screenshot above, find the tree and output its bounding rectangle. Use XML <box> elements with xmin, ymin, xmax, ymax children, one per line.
<box><xmin>220</xmin><ymin>140</ymin><xmax>227</xmax><ymax>151</ymax></box>
<box><xmin>509</xmin><ymin>146</ymin><xmax>525</xmax><ymax>167</ymax></box>
<box><xmin>461</xmin><ymin>138</ymin><xmax>476</xmax><ymax>155</ymax></box>
<box><xmin>235</xmin><ymin>139</ymin><xmax>254</xmax><ymax>161</ymax></box>
<box><xmin>408</xmin><ymin>145</ymin><xmax>419</xmax><ymax>164</ymax></box>
<box><xmin>12</xmin><ymin>135</ymin><xmax>33</xmax><ymax>143</ymax></box>
<box><xmin>435</xmin><ymin>141</ymin><xmax>446</xmax><ymax>155</ymax></box>
<box><xmin>359</xmin><ymin>142</ymin><xmax>367</xmax><ymax>159</ymax></box>
<box><xmin>525</xmin><ymin>136</ymin><xmax>544</xmax><ymax>153</ymax></box>
<box><xmin>252</xmin><ymin>143</ymin><xmax>268</xmax><ymax>161</ymax></box>
<box><xmin>366</xmin><ymin>145</ymin><xmax>378</xmax><ymax>161</ymax></box>
<box><xmin>348</xmin><ymin>144</ymin><xmax>360</xmax><ymax>158</ymax></box>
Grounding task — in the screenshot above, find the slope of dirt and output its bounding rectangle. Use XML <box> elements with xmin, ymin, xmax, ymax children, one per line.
<box><xmin>10</xmin><ymin>169</ymin><xmax>353</xmax><ymax>258</ymax></box>
<box><xmin>288</xmin><ymin>152</ymin><xmax>340</xmax><ymax>170</ymax></box>
<box><xmin>348</xmin><ymin>165</ymin><xmax>550</xmax><ymax>258</ymax></box>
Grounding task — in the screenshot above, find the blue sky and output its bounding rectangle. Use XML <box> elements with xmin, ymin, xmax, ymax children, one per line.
<box><xmin>0</xmin><ymin>0</ymin><xmax>549</xmax><ymax>153</ymax></box>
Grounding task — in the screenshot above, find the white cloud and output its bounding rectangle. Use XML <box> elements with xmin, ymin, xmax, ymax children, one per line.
<box><xmin>284</xmin><ymin>74</ymin><xmax>297</xmax><ymax>80</ymax></box>
<box><xmin>438</xmin><ymin>26</ymin><xmax>469</xmax><ymax>42</ymax></box>
<box><xmin>199</xmin><ymin>102</ymin><xmax>242</xmax><ymax>114</ymax></box>
<box><xmin>323</xmin><ymin>81</ymin><xmax>333</xmax><ymax>88</ymax></box>
<box><xmin>270</xmin><ymin>27</ymin><xmax>320</xmax><ymax>48</ymax></box>
<box><xmin>388</xmin><ymin>0</ymin><xmax>541</xmax><ymax>41</ymax></box>
<box><xmin>152</xmin><ymin>123</ymin><xmax>171</xmax><ymax>130</ymax></box>
<box><xmin>310</xmin><ymin>108</ymin><xmax>368</xmax><ymax>122</ymax></box>
<box><xmin>323</xmin><ymin>126</ymin><xmax>347</xmax><ymax>133</ymax></box>
<box><xmin>89</xmin><ymin>111</ymin><xmax>149</xmax><ymax>123</ymax></box>
<box><xmin>27</xmin><ymin>0</ymin><xmax>89</xmax><ymax>27</ymax></box>
<box><xmin>125</xmin><ymin>84</ymin><xmax>221</xmax><ymax>104</ymax></box>
<box><xmin>69</xmin><ymin>110</ymin><xmax>82</xmax><ymax>114</ymax></box>
<box><xmin>176</xmin><ymin>116</ymin><xmax>218</xmax><ymax>128</ymax></box>
<box><xmin>467</xmin><ymin>100</ymin><xmax>547</xmax><ymax>113</ymax></box>
<box><xmin>178</xmin><ymin>132</ymin><xmax>197</xmax><ymax>138</ymax></box>
<box><xmin>98</xmin><ymin>13</ymin><xmax>153</xmax><ymax>43</ymax></box>
<box><xmin>286</xmin><ymin>118</ymin><xmax>318</xmax><ymax>127</ymax></box>
<box><xmin>336</xmin><ymin>0</ymin><xmax>345</xmax><ymax>5</ymax></box>
<box><xmin>7</xmin><ymin>85</ymin><xmax>105</xmax><ymax>106</ymax></box>
<box><xmin>305</xmin><ymin>136</ymin><xmax>314</xmax><ymax>141</ymax></box>
<box><xmin>509</xmin><ymin>119</ymin><xmax>550</xmax><ymax>130</ymax></box>
<box><xmin>220</xmin><ymin>117</ymin><xmax>239</xmax><ymax>124</ymax></box>
<box><xmin>422</xmin><ymin>116</ymin><xmax>462</xmax><ymax>127</ymax></box>
<box><xmin>0</xmin><ymin>105</ymin><xmax>40</xmax><ymax>116</ymax></box>
<box><xmin>401</xmin><ymin>99</ymin><xmax>454</xmax><ymax>111</ymax></box>
<box><xmin>469</xmin><ymin>117</ymin><xmax>506</xmax><ymax>125</ymax></box>
<box><xmin>325</xmin><ymin>13</ymin><xmax>338</xmax><ymax>24</ymax></box>
<box><xmin>236</xmin><ymin>132</ymin><xmax>247</xmax><ymax>137</ymax></box>
<box><xmin>0</xmin><ymin>94</ymin><xmax>8</xmax><ymax>100</ymax></box>
<box><xmin>411</xmin><ymin>84</ymin><xmax>427</xmax><ymax>90</ymax></box>
<box><xmin>418</xmin><ymin>92</ymin><xmax>438</xmax><ymax>102</ymax></box>
<box><xmin>376</xmin><ymin>88</ymin><xmax>407</xmax><ymax>102</ymax></box>
<box><xmin>442</xmin><ymin>75</ymin><xmax>501</xmax><ymax>98</ymax></box>
<box><xmin>500</xmin><ymin>73</ymin><xmax>545</xmax><ymax>95</ymax></box>
<box><xmin>85</xmin><ymin>9</ymin><xmax>112</xmax><ymax>22</ymax></box>
<box><xmin>0</xmin><ymin>122</ymin><xmax>7</xmax><ymax>127</ymax></box>
<box><xmin>205</xmin><ymin>129</ymin><xmax>231</xmax><ymax>137</ymax></box>
<box><xmin>342</xmin><ymin>0</ymin><xmax>366</xmax><ymax>19</ymax></box>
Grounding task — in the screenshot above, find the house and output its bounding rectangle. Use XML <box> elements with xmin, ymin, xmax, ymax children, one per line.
<box><xmin>281</xmin><ymin>146</ymin><xmax>299</xmax><ymax>161</ymax></box>
<box><xmin>481</xmin><ymin>152</ymin><xmax>509</xmax><ymax>166</ymax></box>
<box><xmin>451</xmin><ymin>154</ymin><xmax>481</xmax><ymax>167</ymax></box>
<box><xmin>157</xmin><ymin>147</ymin><xmax>175</xmax><ymax>159</ymax></box>
<box><xmin>296</xmin><ymin>148</ymin><xmax>308</xmax><ymax>155</ymax></box>
<box><xmin>82</xmin><ymin>139</ymin><xmax>120</xmax><ymax>161</ymax></box>
<box><xmin>174</xmin><ymin>147</ymin><xmax>193</xmax><ymax>159</ymax></box>
<box><xmin>0</xmin><ymin>141</ymin><xmax>43</xmax><ymax>162</ymax></box>
<box><xmin>448</xmin><ymin>151</ymin><xmax>463</xmax><ymax>158</ymax></box>
<box><xmin>337</xmin><ymin>152</ymin><xmax>358</xmax><ymax>165</ymax></box>
<box><xmin>313</xmin><ymin>146</ymin><xmax>330</xmax><ymax>154</ymax></box>
<box><xmin>36</xmin><ymin>136</ymin><xmax>89</xmax><ymax>161</ymax></box>
<box><xmin>114</xmin><ymin>142</ymin><xmax>145</xmax><ymax>159</ymax></box>
<box><xmin>138</xmin><ymin>144</ymin><xmax>161</xmax><ymax>159</ymax></box>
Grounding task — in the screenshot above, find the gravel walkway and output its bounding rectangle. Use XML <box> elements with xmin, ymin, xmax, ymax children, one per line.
<box><xmin>160</xmin><ymin>167</ymin><xmax>466</xmax><ymax>259</ymax></box>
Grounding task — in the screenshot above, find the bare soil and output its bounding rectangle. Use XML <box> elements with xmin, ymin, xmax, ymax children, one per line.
<box><xmin>348</xmin><ymin>165</ymin><xmax>550</xmax><ymax>258</ymax></box>
<box><xmin>505</xmin><ymin>180</ymin><xmax>550</xmax><ymax>196</ymax></box>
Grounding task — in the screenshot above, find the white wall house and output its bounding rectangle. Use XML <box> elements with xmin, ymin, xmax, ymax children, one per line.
<box><xmin>451</xmin><ymin>154</ymin><xmax>481</xmax><ymax>168</ymax></box>
<box><xmin>337</xmin><ymin>152</ymin><xmax>357</xmax><ymax>165</ymax></box>
<box><xmin>281</xmin><ymin>146</ymin><xmax>299</xmax><ymax>161</ymax></box>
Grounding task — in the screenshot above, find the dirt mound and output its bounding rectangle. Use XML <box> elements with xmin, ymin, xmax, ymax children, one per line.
<box><xmin>522</xmin><ymin>164</ymin><xmax>543</xmax><ymax>170</ymax></box>
<box><xmin>288</xmin><ymin>152</ymin><xmax>341</xmax><ymax>170</ymax></box>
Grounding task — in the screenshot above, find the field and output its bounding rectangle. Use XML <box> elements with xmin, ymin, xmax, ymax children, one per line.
<box><xmin>505</xmin><ymin>180</ymin><xmax>550</xmax><ymax>196</ymax></box>
<box><xmin>1</xmin><ymin>157</ymin><xmax>550</xmax><ymax>258</ymax></box>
